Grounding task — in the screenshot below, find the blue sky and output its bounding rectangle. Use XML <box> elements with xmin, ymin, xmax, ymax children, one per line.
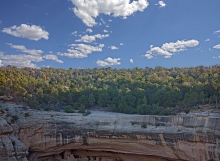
<box><xmin>0</xmin><ymin>0</ymin><xmax>220</xmax><ymax>69</ymax></box>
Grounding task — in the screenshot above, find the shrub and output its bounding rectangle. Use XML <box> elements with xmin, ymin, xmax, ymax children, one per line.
<box><xmin>11</xmin><ymin>118</ymin><xmax>15</xmax><ymax>124</ymax></box>
<box><xmin>78</xmin><ymin>105</ymin><xmax>85</xmax><ymax>113</ymax></box>
<box><xmin>34</xmin><ymin>106</ymin><xmax>41</xmax><ymax>110</ymax></box>
<box><xmin>130</xmin><ymin>122</ymin><xmax>135</xmax><ymax>126</ymax></box>
<box><xmin>64</xmin><ymin>105</ymin><xmax>74</xmax><ymax>113</ymax></box>
<box><xmin>44</xmin><ymin>107</ymin><xmax>51</xmax><ymax>111</ymax></box>
<box><xmin>73</xmin><ymin>102</ymin><xmax>79</xmax><ymax>110</ymax></box>
<box><xmin>141</xmin><ymin>124</ymin><xmax>147</xmax><ymax>128</ymax></box>
<box><xmin>24</xmin><ymin>112</ymin><xmax>29</xmax><ymax>117</ymax></box>
<box><xmin>184</xmin><ymin>108</ymin><xmax>190</xmax><ymax>114</ymax></box>
<box><xmin>11</xmin><ymin>115</ymin><xmax>19</xmax><ymax>121</ymax></box>
<box><xmin>0</xmin><ymin>109</ymin><xmax>5</xmax><ymax>114</ymax></box>
<box><xmin>159</xmin><ymin>109</ymin><xmax>171</xmax><ymax>116</ymax></box>
<box><xmin>83</xmin><ymin>111</ymin><xmax>91</xmax><ymax>116</ymax></box>
<box><xmin>156</xmin><ymin>122</ymin><xmax>165</xmax><ymax>127</ymax></box>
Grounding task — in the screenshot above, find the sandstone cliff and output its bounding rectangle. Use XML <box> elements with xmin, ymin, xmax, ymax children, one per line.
<box><xmin>0</xmin><ymin>102</ymin><xmax>220</xmax><ymax>161</ymax></box>
<box><xmin>0</xmin><ymin>111</ymin><xmax>28</xmax><ymax>161</ymax></box>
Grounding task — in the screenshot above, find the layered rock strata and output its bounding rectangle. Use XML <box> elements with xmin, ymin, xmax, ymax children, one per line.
<box><xmin>0</xmin><ymin>103</ymin><xmax>220</xmax><ymax>161</ymax></box>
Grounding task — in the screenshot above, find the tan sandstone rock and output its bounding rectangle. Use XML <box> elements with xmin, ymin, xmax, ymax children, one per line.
<box><xmin>0</xmin><ymin>102</ymin><xmax>220</xmax><ymax>161</ymax></box>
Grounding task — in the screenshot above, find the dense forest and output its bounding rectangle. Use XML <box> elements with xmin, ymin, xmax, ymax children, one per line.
<box><xmin>0</xmin><ymin>65</ymin><xmax>219</xmax><ymax>115</ymax></box>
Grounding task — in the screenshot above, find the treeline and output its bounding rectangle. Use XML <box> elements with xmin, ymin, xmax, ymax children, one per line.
<box><xmin>0</xmin><ymin>65</ymin><xmax>219</xmax><ymax>115</ymax></box>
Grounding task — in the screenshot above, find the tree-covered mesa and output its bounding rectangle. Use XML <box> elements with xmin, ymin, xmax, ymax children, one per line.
<box><xmin>0</xmin><ymin>65</ymin><xmax>219</xmax><ymax>115</ymax></box>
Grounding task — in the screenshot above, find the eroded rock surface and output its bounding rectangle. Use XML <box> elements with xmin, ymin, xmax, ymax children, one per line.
<box><xmin>0</xmin><ymin>103</ymin><xmax>220</xmax><ymax>161</ymax></box>
<box><xmin>0</xmin><ymin>109</ymin><xmax>28</xmax><ymax>161</ymax></box>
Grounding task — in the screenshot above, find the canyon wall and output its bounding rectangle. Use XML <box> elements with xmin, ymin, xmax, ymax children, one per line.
<box><xmin>0</xmin><ymin>103</ymin><xmax>220</xmax><ymax>161</ymax></box>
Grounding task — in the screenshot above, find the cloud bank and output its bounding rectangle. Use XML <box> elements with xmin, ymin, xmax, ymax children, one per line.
<box><xmin>145</xmin><ymin>39</ymin><xmax>199</xmax><ymax>59</ymax></box>
<box><xmin>0</xmin><ymin>43</ymin><xmax>63</xmax><ymax>68</ymax></box>
<box><xmin>0</xmin><ymin>52</ymin><xmax>43</xmax><ymax>68</ymax></box>
<box><xmin>59</xmin><ymin>43</ymin><xmax>105</xmax><ymax>58</ymax></box>
<box><xmin>71</xmin><ymin>0</ymin><xmax>149</xmax><ymax>27</ymax></box>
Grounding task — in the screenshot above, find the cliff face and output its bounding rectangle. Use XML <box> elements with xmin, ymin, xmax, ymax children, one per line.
<box><xmin>0</xmin><ymin>116</ymin><xmax>28</xmax><ymax>161</ymax></box>
<box><xmin>0</xmin><ymin>103</ymin><xmax>220</xmax><ymax>161</ymax></box>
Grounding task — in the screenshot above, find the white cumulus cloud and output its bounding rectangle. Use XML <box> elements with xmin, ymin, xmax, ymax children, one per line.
<box><xmin>71</xmin><ymin>31</ymin><xmax>78</xmax><ymax>36</ymax></box>
<box><xmin>71</xmin><ymin>0</ymin><xmax>149</xmax><ymax>27</ymax></box>
<box><xmin>86</xmin><ymin>28</ymin><xmax>93</xmax><ymax>33</ymax></box>
<box><xmin>100</xmin><ymin>18</ymin><xmax>106</xmax><ymax>25</ymax></box>
<box><xmin>59</xmin><ymin>43</ymin><xmax>105</xmax><ymax>58</ymax></box>
<box><xmin>157</xmin><ymin>1</ymin><xmax>166</xmax><ymax>8</ymax></box>
<box><xmin>59</xmin><ymin>52</ymin><xmax>87</xmax><ymax>58</ymax></box>
<box><xmin>0</xmin><ymin>60</ymin><xmax>3</xmax><ymax>67</ymax></box>
<box><xmin>0</xmin><ymin>52</ymin><xmax>43</xmax><ymax>68</ymax></box>
<box><xmin>145</xmin><ymin>39</ymin><xmax>199</xmax><ymax>59</ymax></box>
<box><xmin>43</xmin><ymin>54</ymin><xmax>63</xmax><ymax>63</ymax></box>
<box><xmin>96</xmin><ymin>57</ymin><xmax>121</xmax><ymax>66</ymax></box>
<box><xmin>213</xmin><ymin>44</ymin><xmax>220</xmax><ymax>49</ymax></box>
<box><xmin>205</xmin><ymin>39</ymin><xmax>210</xmax><ymax>42</ymax></box>
<box><xmin>2</xmin><ymin>24</ymin><xmax>49</xmax><ymax>41</ymax></box>
<box><xmin>214</xmin><ymin>30</ymin><xmax>220</xmax><ymax>34</ymax></box>
<box><xmin>76</xmin><ymin>34</ymin><xmax>109</xmax><ymax>43</ymax></box>
<box><xmin>7</xmin><ymin>43</ymin><xmax>43</xmax><ymax>55</ymax></box>
<box><xmin>145</xmin><ymin>53</ymin><xmax>153</xmax><ymax>59</ymax></box>
<box><xmin>110</xmin><ymin>46</ymin><xmax>118</xmax><ymax>50</ymax></box>
<box><xmin>130</xmin><ymin>59</ymin><xmax>134</xmax><ymax>63</ymax></box>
